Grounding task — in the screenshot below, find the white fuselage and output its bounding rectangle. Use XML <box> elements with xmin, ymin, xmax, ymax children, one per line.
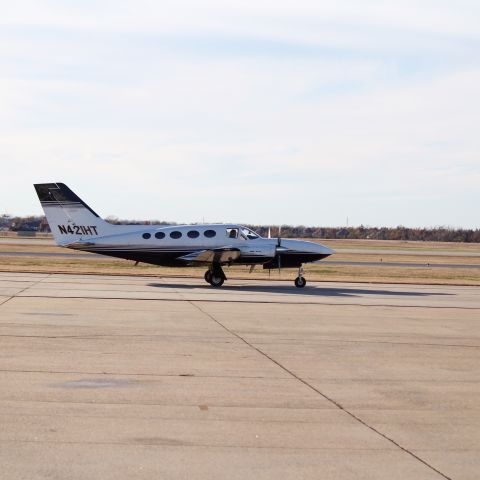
<box><xmin>70</xmin><ymin>223</ymin><xmax>333</xmax><ymax>268</ymax></box>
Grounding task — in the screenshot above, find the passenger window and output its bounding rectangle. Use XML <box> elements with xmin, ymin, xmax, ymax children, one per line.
<box><xmin>155</xmin><ymin>232</ymin><xmax>165</xmax><ymax>239</ymax></box>
<box><xmin>187</xmin><ymin>230</ymin><xmax>200</xmax><ymax>238</ymax></box>
<box><xmin>170</xmin><ymin>231</ymin><xmax>182</xmax><ymax>239</ymax></box>
<box><xmin>226</xmin><ymin>228</ymin><xmax>238</xmax><ymax>239</ymax></box>
<box><xmin>142</xmin><ymin>233</ymin><xmax>151</xmax><ymax>239</ymax></box>
<box><xmin>204</xmin><ymin>230</ymin><xmax>216</xmax><ymax>238</ymax></box>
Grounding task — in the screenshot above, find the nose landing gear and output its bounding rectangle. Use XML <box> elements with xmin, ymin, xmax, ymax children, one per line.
<box><xmin>204</xmin><ymin>265</ymin><xmax>226</xmax><ymax>287</ymax></box>
<box><xmin>294</xmin><ymin>266</ymin><xmax>306</xmax><ymax>288</ymax></box>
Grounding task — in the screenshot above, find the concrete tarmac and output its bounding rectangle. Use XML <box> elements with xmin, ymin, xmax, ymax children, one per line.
<box><xmin>1</xmin><ymin>272</ymin><xmax>479</xmax><ymax>479</ymax></box>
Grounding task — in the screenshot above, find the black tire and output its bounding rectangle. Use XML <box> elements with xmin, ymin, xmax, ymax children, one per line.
<box><xmin>204</xmin><ymin>270</ymin><xmax>212</xmax><ymax>284</ymax></box>
<box><xmin>294</xmin><ymin>276</ymin><xmax>306</xmax><ymax>288</ymax></box>
<box><xmin>210</xmin><ymin>274</ymin><xmax>224</xmax><ymax>287</ymax></box>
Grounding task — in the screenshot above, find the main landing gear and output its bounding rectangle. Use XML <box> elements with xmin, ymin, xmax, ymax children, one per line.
<box><xmin>294</xmin><ymin>266</ymin><xmax>306</xmax><ymax>288</ymax></box>
<box><xmin>204</xmin><ymin>265</ymin><xmax>226</xmax><ymax>287</ymax></box>
<box><xmin>204</xmin><ymin>264</ymin><xmax>307</xmax><ymax>288</ymax></box>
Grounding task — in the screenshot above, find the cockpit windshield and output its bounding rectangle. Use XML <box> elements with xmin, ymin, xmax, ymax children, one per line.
<box><xmin>240</xmin><ymin>227</ymin><xmax>259</xmax><ymax>240</ymax></box>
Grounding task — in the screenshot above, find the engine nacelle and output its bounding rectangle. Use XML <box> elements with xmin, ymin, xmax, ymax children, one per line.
<box><xmin>239</xmin><ymin>243</ymin><xmax>276</xmax><ymax>261</ymax></box>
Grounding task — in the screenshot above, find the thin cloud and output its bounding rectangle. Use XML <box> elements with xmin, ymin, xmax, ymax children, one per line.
<box><xmin>0</xmin><ymin>1</ymin><xmax>479</xmax><ymax>227</ymax></box>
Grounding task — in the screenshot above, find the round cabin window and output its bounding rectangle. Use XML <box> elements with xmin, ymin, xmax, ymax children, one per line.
<box><xmin>204</xmin><ymin>230</ymin><xmax>216</xmax><ymax>238</ymax></box>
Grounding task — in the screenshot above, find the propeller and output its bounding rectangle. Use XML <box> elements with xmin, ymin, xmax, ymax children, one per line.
<box><xmin>268</xmin><ymin>225</ymin><xmax>286</xmax><ymax>275</ymax></box>
<box><xmin>276</xmin><ymin>225</ymin><xmax>283</xmax><ymax>276</ymax></box>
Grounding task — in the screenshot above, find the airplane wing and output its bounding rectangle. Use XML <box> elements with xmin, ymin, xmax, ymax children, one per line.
<box><xmin>177</xmin><ymin>248</ymin><xmax>241</xmax><ymax>264</ymax></box>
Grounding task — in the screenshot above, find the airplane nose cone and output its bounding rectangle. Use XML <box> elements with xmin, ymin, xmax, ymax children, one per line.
<box><xmin>312</xmin><ymin>242</ymin><xmax>334</xmax><ymax>256</ymax></box>
<box><xmin>277</xmin><ymin>239</ymin><xmax>334</xmax><ymax>257</ymax></box>
<box><xmin>320</xmin><ymin>244</ymin><xmax>335</xmax><ymax>255</ymax></box>
<box><xmin>290</xmin><ymin>240</ymin><xmax>334</xmax><ymax>256</ymax></box>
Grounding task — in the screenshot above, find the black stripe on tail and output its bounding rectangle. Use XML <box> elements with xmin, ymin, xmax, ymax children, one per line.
<box><xmin>33</xmin><ymin>183</ymin><xmax>99</xmax><ymax>218</ymax></box>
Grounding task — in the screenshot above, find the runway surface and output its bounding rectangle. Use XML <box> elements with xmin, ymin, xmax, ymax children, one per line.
<box><xmin>1</xmin><ymin>272</ymin><xmax>479</xmax><ymax>479</ymax></box>
<box><xmin>2</xmin><ymin>236</ymin><xmax>480</xmax><ymax>256</ymax></box>
<box><xmin>0</xmin><ymin>238</ymin><xmax>55</xmax><ymax>245</ymax></box>
<box><xmin>2</xmin><ymin>250</ymin><xmax>480</xmax><ymax>269</ymax></box>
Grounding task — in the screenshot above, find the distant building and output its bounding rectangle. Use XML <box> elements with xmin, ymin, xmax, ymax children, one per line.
<box><xmin>336</xmin><ymin>228</ymin><xmax>349</xmax><ymax>239</ymax></box>
<box><xmin>39</xmin><ymin>217</ymin><xmax>50</xmax><ymax>233</ymax></box>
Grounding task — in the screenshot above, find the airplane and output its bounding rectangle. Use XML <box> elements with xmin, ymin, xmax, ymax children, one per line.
<box><xmin>34</xmin><ymin>182</ymin><xmax>334</xmax><ymax>288</ymax></box>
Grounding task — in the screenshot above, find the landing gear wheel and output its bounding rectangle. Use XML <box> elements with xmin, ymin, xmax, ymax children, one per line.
<box><xmin>210</xmin><ymin>274</ymin><xmax>224</xmax><ymax>287</ymax></box>
<box><xmin>295</xmin><ymin>276</ymin><xmax>306</xmax><ymax>288</ymax></box>
<box><xmin>206</xmin><ymin>265</ymin><xmax>226</xmax><ymax>287</ymax></box>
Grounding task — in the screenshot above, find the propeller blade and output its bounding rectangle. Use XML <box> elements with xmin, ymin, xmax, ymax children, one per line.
<box><xmin>277</xmin><ymin>225</ymin><xmax>282</xmax><ymax>247</ymax></box>
<box><xmin>276</xmin><ymin>225</ymin><xmax>283</xmax><ymax>276</ymax></box>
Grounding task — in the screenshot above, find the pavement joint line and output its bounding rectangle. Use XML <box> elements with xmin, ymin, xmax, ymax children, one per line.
<box><xmin>0</xmin><ymin>274</ymin><xmax>462</xmax><ymax>286</ymax></box>
<box><xmin>0</xmin><ymin>279</ymin><xmax>46</xmax><ymax>284</ymax></box>
<box><xmin>0</xmin><ymin>297</ymin><xmax>13</xmax><ymax>306</ymax></box>
<box><xmin>0</xmin><ymin>412</ymin><xmax>357</xmax><ymax>425</ymax></box>
<box><xmin>0</xmin><ymin>274</ymin><xmax>51</xmax><ymax>307</ymax></box>
<box><xmin>0</xmin><ymin>368</ymin><xmax>289</xmax><ymax>379</ymax></box>
<box><xmin>0</xmin><ymin>399</ymin><xmax>340</xmax><ymax>410</ymax></box>
<box><xmin>5</xmin><ymin>408</ymin><xmax>480</xmax><ymax>425</ymax></box>
<box><xmin>190</xmin><ymin>301</ymin><xmax>453</xmax><ymax>480</ymax></box>
<box><xmin>1</xmin><ymin>334</ymin><xmax>479</xmax><ymax>350</ymax></box>
<box><xmin>4</xmin><ymin>293</ymin><xmax>480</xmax><ymax>310</ymax></box>
<box><xmin>2</xmin><ymin>269</ymin><xmax>480</xmax><ymax>288</ymax></box>
<box><xmin>9</xmin><ymin>282</ymin><xmax>478</xmax><ymax>302</ymax></box>
<box><xmin>5</xmin><ymin>396</ymin><xmax>480</xmax><ymax>412</ymax></box>
<box><xmin>0</xmin><ymin>439</ymin><xmax>400</xmax><ymax>450</ymax></box>
<box><xmin>1</xmin><ymin>368</ymin><xmax>479</xmax><ymax>385</ymax></box>
<box><xmin>21</xmin><ymin>279</ymin><xmax>480</xmax><ymax>290</ymax></box>
<box><xmin>0</xmin><ymin>334</ymin><xmax>231</xmax><ymax>341</ymax></box>
<box><xmin>253</xmin><ymin>339</ymin><xmax>480</xmax><ymax>349</ymax></box>
<box><xmin>0</xmin><ymin>329</ymin><xmax>231</xmax><ymax>341</ymax></box>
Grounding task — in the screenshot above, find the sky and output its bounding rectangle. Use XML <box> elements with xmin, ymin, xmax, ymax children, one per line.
<box><xmin>1</xmin><ymin>0</ymin><xmax>479</xmax><ymax>228</ymax></box>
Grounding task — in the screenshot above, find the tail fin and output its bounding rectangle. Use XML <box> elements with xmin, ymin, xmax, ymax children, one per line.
<box><xmin>34</xmin><ymin>183</ymin><xmax>116</xmax><ymax>245</ymax></box>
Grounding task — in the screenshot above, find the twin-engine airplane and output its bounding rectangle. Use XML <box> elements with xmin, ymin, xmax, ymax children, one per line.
<box><xmin>34</xmin><ymin>183</ymin><xmax>334</xmax><ymax>287</ymax></box>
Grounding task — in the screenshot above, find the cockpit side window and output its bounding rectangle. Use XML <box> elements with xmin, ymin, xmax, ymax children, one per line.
<box><xmin>241</xmin><ymin>227</ymin><xmax>259</xmax><ymax>240</ymax></box>
<box><xmin>226</xmin><ymin>228</ymin><xmax>239</xmax><ymax>239</ymax></box>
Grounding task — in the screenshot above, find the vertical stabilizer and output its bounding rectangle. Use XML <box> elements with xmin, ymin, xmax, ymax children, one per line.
<box><xmin>34</xmin><ymin>183</ymin><xmax>116</xmax><ymax>245</ymax></box>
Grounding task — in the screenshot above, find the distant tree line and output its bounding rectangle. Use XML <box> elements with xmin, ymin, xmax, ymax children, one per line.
<box><xmin>247</xmin><ymin>225</ymin><xmax>480</xmax><ymax>243</ymax></box>
<box><xmin>1</xmin><ymin>215</ymin><xmax>479</xmax><ymax>243</ymax></box>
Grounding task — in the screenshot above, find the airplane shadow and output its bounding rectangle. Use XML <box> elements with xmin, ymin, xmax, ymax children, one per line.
<box><xmin>147</xmin><ymin>282</ymin><xmax>453</xmax><ymax>298</ymax></box>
